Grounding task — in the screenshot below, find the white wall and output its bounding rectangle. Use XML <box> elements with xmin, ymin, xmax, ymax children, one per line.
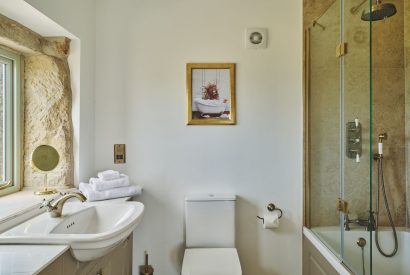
<box><xmin>94</xmin><ymin>0</ymin><xmax>303</xmax><ymax>274</ymax></box>
<box><xmin>94</xmin><ymin>0</ymin><xmax>128</xmax><ymax>172</ymax></box>
<box><xmin>18</xmin><ymin>0</ymin><xmax>303</xmax><ymax>273</ymax></box>
<box><xmin>24</xmin><ymin>0</ymin><xmax>96</xmax><ymax>183</ymax></box>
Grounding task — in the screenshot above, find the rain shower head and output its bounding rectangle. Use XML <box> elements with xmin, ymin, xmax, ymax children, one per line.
<box><xmin>361</xmin><ymin>0</ymin><xmax>397</xmax><ymax>21</ymax></box>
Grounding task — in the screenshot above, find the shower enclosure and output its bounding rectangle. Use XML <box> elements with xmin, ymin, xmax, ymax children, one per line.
<box><xmin>304</xmin><ymin>0</ymin><xmax>409</xmax><ymax>274</ymax></box>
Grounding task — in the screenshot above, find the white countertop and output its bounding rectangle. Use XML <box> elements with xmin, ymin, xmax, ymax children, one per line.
<box><xmin>0</xmin><ymin>245</ymin><xmax>69</xmax><ymax>275</ymax></box>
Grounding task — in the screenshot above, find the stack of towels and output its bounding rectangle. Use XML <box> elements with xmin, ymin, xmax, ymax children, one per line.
<box><xmin>79</xmin><ymin>170</ymin><xmax>142</xmax><ymax>201</ymax></box>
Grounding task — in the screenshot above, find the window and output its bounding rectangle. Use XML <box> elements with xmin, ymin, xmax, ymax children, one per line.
<box><xmin>0</xmin><ymin>48</ymin><xmax>21</xmax><ymax>196</ymax></box>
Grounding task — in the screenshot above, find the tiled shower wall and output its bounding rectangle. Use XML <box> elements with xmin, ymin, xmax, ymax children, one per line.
<box><xmin>306</xmin><ymin>0</ymin><xmax>408</xmax><ymax>227</ymax></box>
<box><xmin>372</xmin><ymin>0</ymin><xmax>406</xmax><ymax>227</ymax></box>
<box><xmin>405</xmin><ymin>0</ymin><xmax>410</xmax><ymax>226</ymax></box>
<box><xmin>308</xmin><ymin>1</ymin><xmax>341</xmax><ymax>227</ymax></box>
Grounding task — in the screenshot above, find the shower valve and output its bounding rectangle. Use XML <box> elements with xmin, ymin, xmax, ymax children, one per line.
<box><xmin>346</xmin><ymin>119</ymin><xmax>362</xmax><ymax>162</ymax></box>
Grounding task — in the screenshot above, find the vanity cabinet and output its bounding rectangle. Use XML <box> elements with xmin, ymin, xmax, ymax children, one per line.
<box><xmin>39</xmin><ymin>234</ymin><xmax>133</xmax><ymax>275</ymax></box>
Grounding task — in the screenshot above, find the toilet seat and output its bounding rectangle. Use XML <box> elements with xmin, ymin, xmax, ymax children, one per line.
<box><xmin>181</xmin><ymin>248</ymin><xmax>242</xmax><ymax>275</ymax></box>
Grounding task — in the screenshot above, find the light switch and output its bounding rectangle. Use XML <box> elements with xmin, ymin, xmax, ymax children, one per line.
<box><xmin>114</xmin><ymin>144</ymin><xmax>126</xmax><ymax>164</ymax></box>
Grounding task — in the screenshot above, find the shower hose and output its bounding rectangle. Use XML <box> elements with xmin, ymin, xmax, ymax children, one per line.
<box><xmin>375</xmin><ymin>157</ymin><xmax>398</xmax><ymax>257</ymax></box>
<box><xmin>360</xmin><ymin>246</ymin><xmax>365</xmax><ymax>275</ymax></box>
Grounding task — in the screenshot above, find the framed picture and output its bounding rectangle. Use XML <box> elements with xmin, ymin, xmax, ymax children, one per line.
<box><xmin>186</xmin><ymin>63</ymin><xmax>236</xmax><ymax>125</ymax></box>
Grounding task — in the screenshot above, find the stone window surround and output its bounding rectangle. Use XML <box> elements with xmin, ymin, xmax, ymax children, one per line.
<box><xmin>0</xmin><ymin>14</ymin><xmax>73</xmax><ymax>190</ymax></box>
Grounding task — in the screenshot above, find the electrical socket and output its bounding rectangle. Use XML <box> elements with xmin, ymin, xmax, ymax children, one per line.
<box><xmin>114</xmin><ymin>144</ymin><xmax>126</xmax><ymax>164</ymax></box>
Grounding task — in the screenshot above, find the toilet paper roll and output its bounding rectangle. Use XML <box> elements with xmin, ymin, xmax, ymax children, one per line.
<box><xmin>263</xmin><ymin>212</ymin><xmax>280</xmax><ymax>229</ymax></box>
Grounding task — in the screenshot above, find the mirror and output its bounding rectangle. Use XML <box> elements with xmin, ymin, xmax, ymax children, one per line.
<box><xmin>32</xmin><ymin>145</ymin><xmax>59</xmax><ymax>195</ymax></box>
<box><xmin>32</xmin><ymin>145</ymin><xmax>59</xmax><ymax>172</ymax></box>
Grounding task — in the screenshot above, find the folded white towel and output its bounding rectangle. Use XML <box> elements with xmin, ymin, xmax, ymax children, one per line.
<box><xmin>97</xmin><ymin>170</ymin><xmax>120</xmax><ymax>181</ymax></box>
<box><xmin>90</xmin><ymin>174</ymin><xmax>130</xmax><ymax>191</ymax></box>
<box><xmin>79</xmin><ymin>182</ymin><xmax>142</xmax><ymax>202</ymax></box>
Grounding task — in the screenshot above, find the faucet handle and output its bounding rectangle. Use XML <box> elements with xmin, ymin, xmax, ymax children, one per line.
<box><xmin>40</xmin><ymin>198</ymin><xmax>54</xmax><ymax>209</ymax></box>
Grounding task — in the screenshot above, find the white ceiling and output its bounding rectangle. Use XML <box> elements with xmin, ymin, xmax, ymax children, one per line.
<box><xmin>0</xmin><ymin>0</ymin><xmax>77</xmax><ymax>39</ymax></box>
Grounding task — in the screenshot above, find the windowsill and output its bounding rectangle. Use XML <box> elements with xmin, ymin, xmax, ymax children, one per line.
<box><xmin>0</xmin><ymin>187</ymin><xmax>57</xmax><ymax>225</ymax></box>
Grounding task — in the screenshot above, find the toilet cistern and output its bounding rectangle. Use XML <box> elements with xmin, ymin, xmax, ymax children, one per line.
<box><xmin>182</xmin><ymin>193</ymin><xmax>242</xmax><ymax>275</ymax></box>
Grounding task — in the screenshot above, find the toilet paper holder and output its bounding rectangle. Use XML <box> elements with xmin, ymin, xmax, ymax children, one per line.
<box><xmin>257</xmin><ymin>203</ymin><xmax>283</xmax><ymax>224</ymax></box>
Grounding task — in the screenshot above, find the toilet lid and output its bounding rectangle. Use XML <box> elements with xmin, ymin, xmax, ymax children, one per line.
<box><xmin>181</xmin><ymin>248</ymin><xmax>242</xmax><ymax>275</ymax></box>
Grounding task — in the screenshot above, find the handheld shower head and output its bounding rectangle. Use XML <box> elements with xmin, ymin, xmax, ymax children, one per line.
<box><xmin>361</xmin><ymin>0</ymin><xmax>397</xmax><ymax>21</ymax></box>
<box><xmin>376</xmin><ymin>133</ymin><xmax>388</xmax><ymax>156</ymax></box>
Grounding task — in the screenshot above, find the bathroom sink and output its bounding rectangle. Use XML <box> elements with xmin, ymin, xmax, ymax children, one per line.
<box><xmin>0</xmin><ymin>201</ymin><xmax>144</xmax><ymax>261</ymax></box>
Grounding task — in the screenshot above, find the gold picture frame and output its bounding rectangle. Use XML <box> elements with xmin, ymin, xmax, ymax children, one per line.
<box><xmin>186</xmin><ymin>63</ymin><xmax>236</xmax><ymax>125</ymax></box>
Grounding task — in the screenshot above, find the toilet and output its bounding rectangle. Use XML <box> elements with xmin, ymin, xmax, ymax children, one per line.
<box><xmin>181</xmin><ymin>194</ymin><xmax>242</xmax><ymax>275</ymax></box>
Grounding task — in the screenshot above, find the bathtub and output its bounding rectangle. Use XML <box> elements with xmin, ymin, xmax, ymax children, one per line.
<box><xmin>194</xmin><ymin>98</ymin><xmax>227</xmax><ymax>115</ymax></box>
<box><xmin>304</xmin><ymin>226</ymin><xmax>410</xmax><ymax>275</ymax></box>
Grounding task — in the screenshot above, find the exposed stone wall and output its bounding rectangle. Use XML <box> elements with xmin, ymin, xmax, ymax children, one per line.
<box><xmin>24</xmin><ymin>55</ymin><xmax>73</xmax><ymax>188</ymax></box>
<box><xmin>0</xmin><ymin>14</ymin><xmax>73</xmax><ymax>188</ymax></box>
<box><xmin>0</xmin><ymin>14</ymin><xmax>69</xmax><ymax>59</ymax></box>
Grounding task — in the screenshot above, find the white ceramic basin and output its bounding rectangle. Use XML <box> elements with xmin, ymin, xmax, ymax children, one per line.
<box><xmin>0</xmin><ymin>201</ymin><xmax>144</xmax><ymax>261</ymax></box>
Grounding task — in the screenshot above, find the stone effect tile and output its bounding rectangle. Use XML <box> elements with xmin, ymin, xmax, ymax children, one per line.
<box><xmin>306</xmin><ymin>0</ymin><xmax>408</xmax><ymax>227</ymax></box>
<box><xmin>308</xmin><ymin>2</ymin><xmax>341</xmax><ymax>227</ymax></box>
<box><xmin>303</xmin><ymin>0</ymin><xmax>336</xmax><ymax>29</ymax></box>
<box><xmin>372</xmin><ymin>67</ymin><xmax>406</xmax><ymax>226</ymax></box>
<box><xmin>405</xmin><ymin>0</ymin><xmax>410</xmax><ymax>226</ymax></box>
<box><xmin>372</xmin><ymin>0</ymin><xmax>405</xmax><ymax>69</ymax></box>
<box><xmin>371</xmin><ymin>0</ymin><xmax>407</xmax><ymax>227</ymax></box>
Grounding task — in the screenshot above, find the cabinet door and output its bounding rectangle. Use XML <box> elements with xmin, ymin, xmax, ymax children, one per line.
<box><xmin>86</xmin><ymin>262</ymin><xmax>103</xmax><ymax>275</ymax></box>
<box><xmin>86</xmin><ymin>234</ymin><xmax>133</xmax><ymax>275</ymax></box>
<box><xmin>100</xmin><ymin>235</ymin><xmax>133</xmax><ymax>275</ymax></box>
<box><xmin>40</xmin><ymin>234</ymin><xmax>133</xmax><ymax>275</ymax></box>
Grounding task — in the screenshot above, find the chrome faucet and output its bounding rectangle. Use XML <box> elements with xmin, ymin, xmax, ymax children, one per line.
<box><xmin>41</xmin><ymin>192</ymin><xmax>87</xmax><ymax>217</ymax></box>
